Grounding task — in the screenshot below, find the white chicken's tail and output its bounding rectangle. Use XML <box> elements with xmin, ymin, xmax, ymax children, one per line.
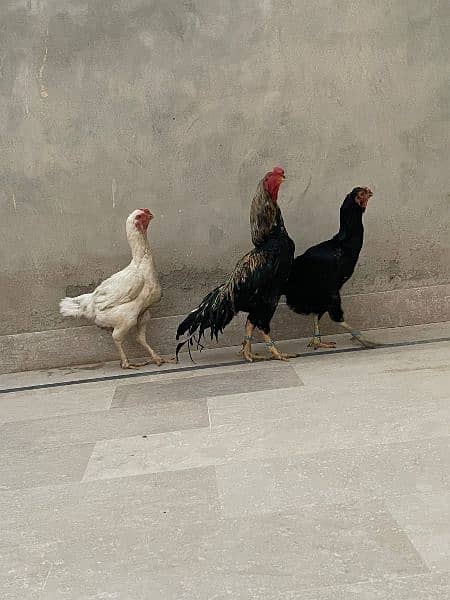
<box><xmin>59</xmin><ymin>294</ymin><xmax>95</xmax><ymax>321</ymax></box>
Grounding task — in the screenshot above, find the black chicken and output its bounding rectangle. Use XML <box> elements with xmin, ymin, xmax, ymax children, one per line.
<box><xmin>284</xmin><ymin>186</ymin><xmax>377</xmax><ymax>349</ymax></box>
<box><xmin>176</xmin><ymin>167</ymin><xmax>296</xmax><ymax>362</ymax></box>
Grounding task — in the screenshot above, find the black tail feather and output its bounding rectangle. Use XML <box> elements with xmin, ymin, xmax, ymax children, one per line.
<box><xmin>175</xmin><ymin>333</ymin><xmax>206</xmax><ymax>363</ymax></box>
<box><xmin>175</xmin><ymin>336</ymin><xmax>196</xmax><ymax>363</ymax></box>
<box><xmin>175</xmin><ymin>285</ymin><xmax>236</xmax><ymax>360</ymax></box>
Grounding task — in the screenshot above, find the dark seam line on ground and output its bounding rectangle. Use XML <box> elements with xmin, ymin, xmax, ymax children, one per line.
<box><xmin>1</xmin><ymin>336</ymin><xmax>449</xmax><ymax>395</ymax></box>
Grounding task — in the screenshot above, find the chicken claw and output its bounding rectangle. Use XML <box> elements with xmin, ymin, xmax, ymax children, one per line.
<box><xmin>120</xmin><ymin>360</ymin><xmax>150</xmax><ymax>369</ymax></box>
<box><xmin>163</xmin><ymin>355</ymin><xmax>177</xmax><ymax>364</ymax></box>
<box><xmin>237</xmin><ymin>349</ymin><xmax>266</xmax><ymax>359</ymax></box>
<box><xmin>275</xmin><ymin>350</ymin><xmax>298</xmax><ymax>360</ymax></box>
<box><xmin>242</xmin><ymin>349</ymin><xmax>270</xmax><ymax>363</ymax></box>
<box><xmin>268</xmin><ymin>347</ymin><xmax>297</xmax><ymax>361</ymax></box>
<box><xmin>308</xmin><ymin>337</ymin><xmax>337</xmax><ymax>350</ymax></box>
<box><xmin>263</xmin><ymin>337</ymin><xmax>297</xmax><ymax>361</ymax></box>
<box><xmin>240</xmin><ymin>334</ymin><xmax>270</xmax><ymax>362</ymax></box>
<box><xmin>155</xmin><ymin>355</ymin><xmax>177</xmax><ymax>365</ymax></box>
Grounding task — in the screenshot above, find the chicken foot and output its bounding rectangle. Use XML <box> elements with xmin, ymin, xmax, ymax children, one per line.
<box><xmin>308</xmin><ymin>315</ymin><xmax>336</xmax><ymax>350</ymax></box>
<box><xmin>112</xmin><ymin>324</ymin><xmax>149</xmax><ymax>369</ymax></box>
<box><xmin>136</xmin><ymin>313</ymin><xmax>176</xmax><ymax>366</ymax></box>
<box><xmin>261</xmin><ymin>332</ymin><xmax>297</xmax><ymax>361</ymax></box>
<box><xmin>239</xmin><ymin>321</ymin><xmax>269</xmax><ymax>362</ymax></box>
<box><xmin>338</xmin><ymin>320</ymin><xmax>379</xmax><ymax>348</ymax></box>
<box><xmin>239</xmin><ymin>320</ymin><xmax>296</xmax><ymax>362</ymax></box>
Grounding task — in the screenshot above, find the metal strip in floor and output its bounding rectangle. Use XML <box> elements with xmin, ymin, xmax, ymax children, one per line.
<box><xmin>1</xmin><ymin>336</ymin><xmax>449</xmax><ymax>395</ymax></box>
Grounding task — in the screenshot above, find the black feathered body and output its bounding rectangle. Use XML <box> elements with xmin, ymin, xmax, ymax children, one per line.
<box><xmin>176</xmin><ymin>184</ymin><xmax>294</xmax><ymax>353</ymax></box>
<box><xmin>285</xmin><ymin>190</ymin><xmax>365</xmax><ymax>323</ymax></box>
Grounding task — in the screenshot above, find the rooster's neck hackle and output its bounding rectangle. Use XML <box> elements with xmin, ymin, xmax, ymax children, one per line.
<box><xmin>127</xmin><ymin>227</ymin><xmax>151</xmax><ymax>262</ymax></box>
<box><xmin>333</xmin><ymin>193</ymin><xmax>365</xmax><ymax>256</ymax></box>
<box><xmin>250</xmin><ymin>182</ymin><xmax>279</xmax><ymax>247</ymax></box>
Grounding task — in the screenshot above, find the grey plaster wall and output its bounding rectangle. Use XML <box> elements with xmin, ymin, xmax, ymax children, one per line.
<box><xmin>1</xmin><ymin>0</ymin><xmax>449</xmax><ymax>337</ymax></box>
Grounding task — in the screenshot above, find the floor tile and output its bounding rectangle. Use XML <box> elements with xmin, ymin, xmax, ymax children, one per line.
<box><xmin>215</xmin><ymin>436</ymin><xmax>450</xmax><ymax>517</ymax></box>
<box><xmin>210</xmin><ymin>381</ymin><xmax>450</xmax><ymax>462</ymax></box>
<box><xmin>1</xmin><ymin>323</ymin><xmax>448</xmax><ymax>599</ymax></box>
<box><xmin>278</xmin><ymin>573</ymin><xmax>450</xmax><ymax>600</ymax></box>
<box><xmin>83</xmin><ymin>383</ymin><xmax>450</xmax><ymax>482</ymax></box>
<box><xmin>39</xmin><ymin>501</ymin><xmax>427</xmax><ymax>599</ymax></box>
<box><xmin>82</xmin><ymin>426</ymin><xmax>264</xmax><ymax>481</ymax></box>
<box><xmin>36</xmin><ymin>570</ymin><xmax>450</xmax><ymax>600</ymax></box>
<box><xmin>112</xmin><ymin>362</ymin><xmax>302</xmax><ymax>408</ymax></box>
<box><xmin>385</xmin><ymin>491</ymin><xmax>450</xmax><ymax>571</ymax></box>
<box><xmin>293</xmin><ymin>340</ymin><xmax>450</xmax><ymax>388</ymax></box>
<box><xmin>1</xmin><ymin>467</ymin><xmax>219</xmax><ymax>549</ymax></box>
<box><xmin>208</xmin><ymin>387</ymin><xmax>303</xmax><ymax>426</ymax></box>
<box><xmin>0</xmin><ymin>443</ymin><xmax>94</xmax><ymax>492</ymax></box>
<box><xmin>0</xmin><ymin>546</ymin><xmax>52</xmax><ymax>600</ymax></box>
<box><xmin>254</xmin><ymin>395</ymin><xmax>450</xmax><ymax>458</ymax></box>
<box><xmin>0</xmin><ymin>399</ymin><xmax>209</xmax><ymax>453</ymax></box>
<box><xmin>0</xmin><ymin>383</ymin><xmax>115</xmax><ymax>423</ymax></box>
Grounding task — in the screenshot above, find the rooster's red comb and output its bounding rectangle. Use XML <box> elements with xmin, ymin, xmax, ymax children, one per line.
<box><xmin>272</xmin><ymin>166</ymin><xmax>285</xmax><ymax>176</ymax></box>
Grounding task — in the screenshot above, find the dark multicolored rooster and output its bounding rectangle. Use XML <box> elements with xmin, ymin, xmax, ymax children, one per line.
<box><xmin>176</xmin><ymin>167</ymin><xmax>296</xmax><ymax>362</ymax></box>
<box><xmin>285</xmin><ymin>186</ymin><xmax>377</xmax><ymax>349</ymax></box>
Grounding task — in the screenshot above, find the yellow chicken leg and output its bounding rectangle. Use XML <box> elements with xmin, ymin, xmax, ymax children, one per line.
<box><xmin>113</xmin><ymin>323</ymin><xmax>149</xmax><ymax>369</ymax></box>
<box><xmin>308</xmin><ymin>315</ymin><xmax>336</xmax><ymax>350</ymax></box>
<box><xmin>240</xmin><ymin>320</ymin><xmax>270</xmax><ymax>362</ymax></box>
<box><xmin>261</xmin><ymin>332</ymin><xmax>297</xmax><ymax>361</ymax></box>
<box><xmin>136</xmin><ymin>313</ymin><xmax>167</xmax><ymax>366</ymax></box>
<box><xmin>339</xmin><ymin>320</ymin><xmax>379</xmax><ymax>348</ymax></box>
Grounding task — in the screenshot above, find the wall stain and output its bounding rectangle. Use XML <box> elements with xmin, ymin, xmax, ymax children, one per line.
<box><xmin>65</xmin><ymin>281</ymin><xmax>103</xmax><ymax>297</ymax></box>
<box><xmin>38</xmin><ymin>28</ymin><xmax>49</xmax><ymax>99</ymax></box>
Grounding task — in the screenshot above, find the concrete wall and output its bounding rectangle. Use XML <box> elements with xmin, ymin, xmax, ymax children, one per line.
<box><xmin>1</xmin><ymin>1</ymin><xmax>449</xmax><ymax>370</ymax></box>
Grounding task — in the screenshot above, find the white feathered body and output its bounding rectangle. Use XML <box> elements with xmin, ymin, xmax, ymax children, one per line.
<box><xmin>60</xmin><ymin>218</ymin><xmax>161</xmax><ymax>330</ymax></box>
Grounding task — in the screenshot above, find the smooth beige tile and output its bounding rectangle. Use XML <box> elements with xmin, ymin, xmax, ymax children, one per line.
<box><xmin>216</xmin><ymin>436</ymin><xmax>450</xmax><ymax>517</ymax></box>
<box><xmin>385</xmin><ymin>491</ymin><xmax>450</xmax><ymax>571</ymax></box>
<box><xmin>208</xmin><ymin>386</ymin><xmax>303</xmax><ymax>425</ymax></box>
<box><xmin>0</xmin><ymin>382</ymin><xmax>115</xmax><ymax>423</ymax></box>
<box><xmin>0</xmin><ymin>546</ymin><xmax>52</xmax><ymax>600</ymax></box>
<box><xmin>39</xmin><ymin>500</ymin><xmax>427</xmax><ymax>599</ymax></box>
<box><xmin>83</xmin><ymin>384</ymin><xmax>450</xmax><ymax>482</ymax></box>
<box><xmin>1</xmin><ymin>324</ymin><xmax>448</xmax><ymax>600</ymax></box>
<box><xmin>1</xmin><ymin>467</ymin><xmax>219</xmax><ymax>549</ymax></box>
<box><xmin>39</xmin><ymin>571</ymin><xmax>450</xmax><ymax>600</ymax></box>
<box><xmin>83</xmin><ymin>425</ymin><xmax>264</xmax><ymax>481</ymax></box>
<box><xmin>293</xmin><ymin>340</ymin><xmax>450</xmax><ymax>387</ymax></box>
<box><xmin>0</xmin><ymin>399</ymin><xmax>209</xmax><ymax>453</ymax></box>
<box><xmin>112</xmin><ymin>362</ymin><xmax>302</xmax><ymax>408</ymax></box>
<box><xmin>286</xmin><ymin>573</ymin><xmax>450</xmax><ymax>600</ymax></box>
<box><xmin>0</xmin><ymin>443</ymin><xmax>94</xmax><ymax>492</ymax></box>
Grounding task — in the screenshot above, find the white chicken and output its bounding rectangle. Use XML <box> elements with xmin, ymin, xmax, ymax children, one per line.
<box><xmin>60</xmin><ymin>208</ymin><xmax>166</xmax><ymax>369</ymax></box>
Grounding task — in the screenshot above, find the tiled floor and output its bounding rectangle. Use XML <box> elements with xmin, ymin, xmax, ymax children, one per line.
<box><xmin>1</xmin><ymin>322</ymin><xmax>449</xmax><ymax>599</ymax></box>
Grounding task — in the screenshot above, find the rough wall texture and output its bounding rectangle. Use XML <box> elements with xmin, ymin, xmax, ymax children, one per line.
<box><xmin>1</xmin><ymin>0</ymin><xmax>449</xmax><ymax>338</ymax></box>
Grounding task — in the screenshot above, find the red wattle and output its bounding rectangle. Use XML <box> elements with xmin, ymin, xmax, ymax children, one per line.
<box><xmin>263</xmin><ymin>176</ymin><xmax>281</xmax><ymax>202</ymax></box>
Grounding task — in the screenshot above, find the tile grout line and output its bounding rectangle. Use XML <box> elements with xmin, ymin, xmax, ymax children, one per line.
<box><xmin>1</xmin><ymin>336</ymin><xmax>449</xmax><ymax>395</ymax></box>
<box><xmin>3</xmin><ymin>434</ymin><xmax>450</xmax><ymax>496</ymax></box>
<box><xmin>79</xmin><ymin>439</ymin><xmax>98</xmax><ymax>488</ymax></box>
<box><xmin>64</xmin><ymin>432</ymin><xmax>450</xmax><ymax>487</ymax></box>
<box><xmin>39</xmin><ymin>562</ymin><xmax>53</xmax><ymax>598</ymax></box>
<box><xmin>380</xmin><ymin>501</ymin><xmax>433</xmax><ymax>575</ymax></box>
<box><xmin>207</xmin><ymin>404</ymin><xmax>212</xmax><ymax>430</ymax></box>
